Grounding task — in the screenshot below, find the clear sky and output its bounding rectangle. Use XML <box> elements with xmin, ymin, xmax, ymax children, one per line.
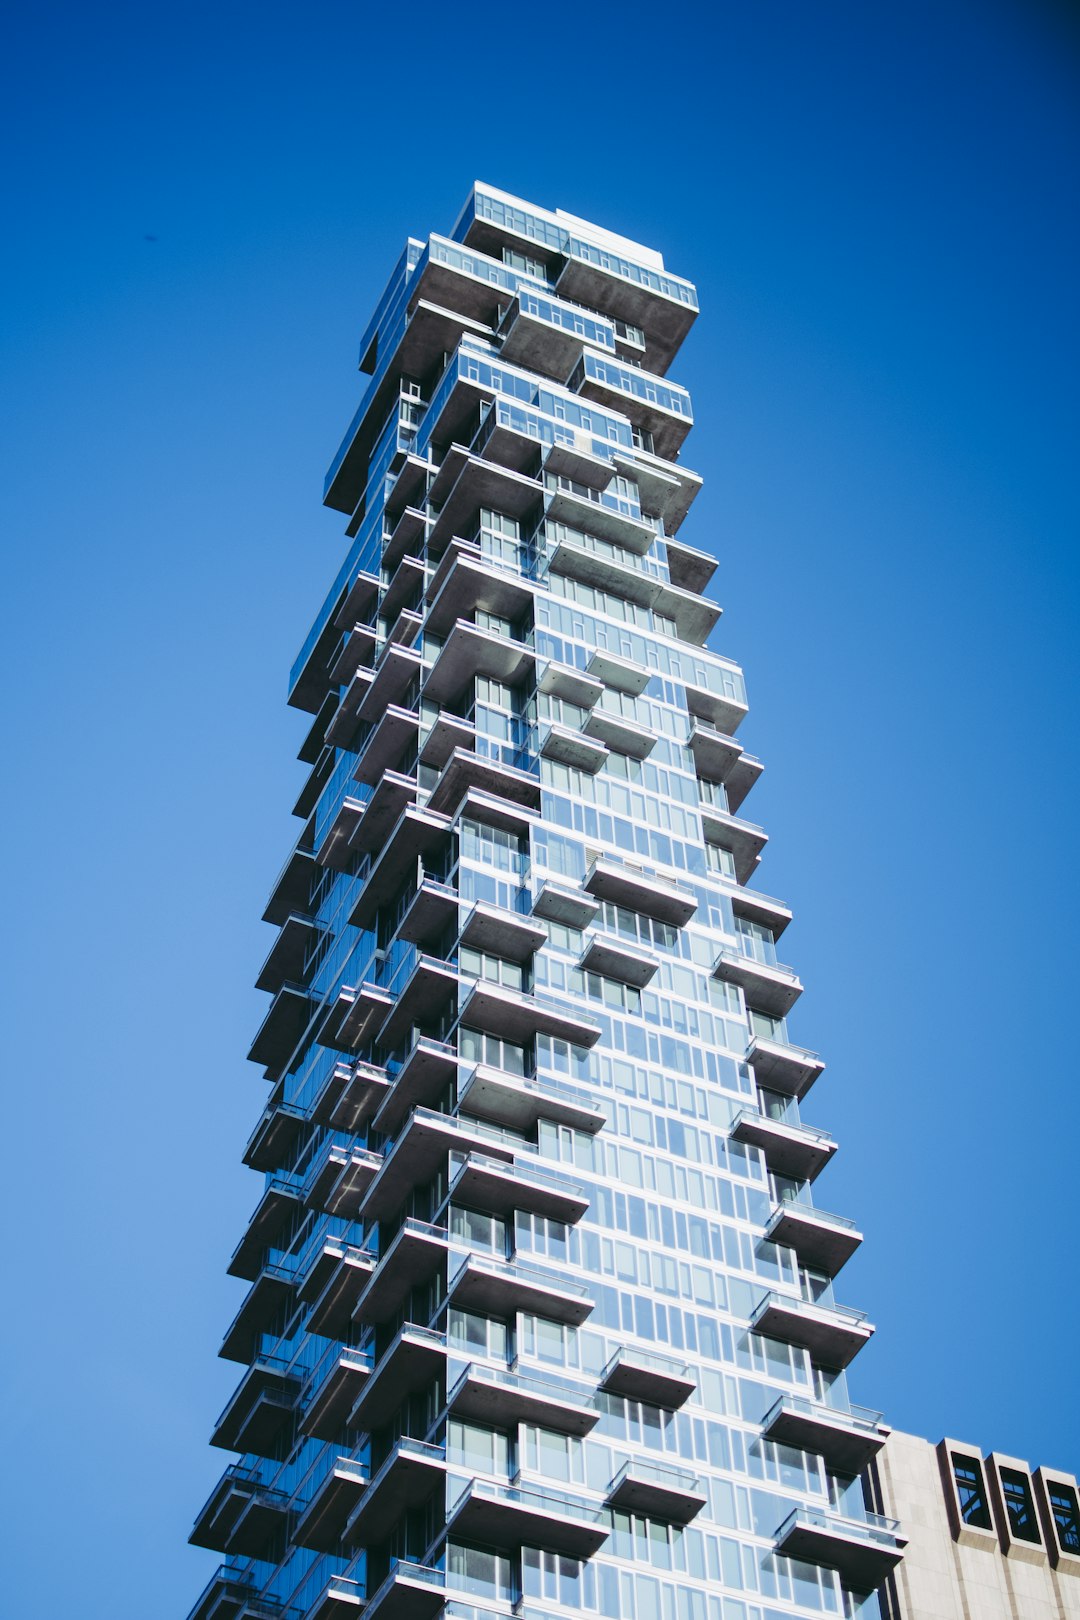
<box><xmin>2</xmin><ymin>2</ymin><xmax>1077</xmax><ymax>1615</ymax></box>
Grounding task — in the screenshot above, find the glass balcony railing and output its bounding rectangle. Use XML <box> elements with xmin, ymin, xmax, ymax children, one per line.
<box><xmin>763</xmin><ymin>1392</ymin><xmax>885</xmax><ymax>1433</ymax></box>
<box><xmin>775</xmin><ymin>1504</ymin><xmax>903</xmax><ymax>1544</ymax></box>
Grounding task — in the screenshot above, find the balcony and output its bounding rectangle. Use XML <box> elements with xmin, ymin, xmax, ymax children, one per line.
<box><xmin>327</xmin><ymin>620</ymin><xmax>378</xmax><ymax>688</ymax></box>
<box><xmin>374</xmin><ymin>1036</ymin><xmax>458</xmax><ymax>1135</ymax></box>
<box><xmin>613</xmin><ymin>448</ymin><xmax>701</xmax><ymax>533</ymax></box>
<box><xmin>457</xmin><ymin>979</ymin><xmax>601</xmax><ymax>1049</ymax></box>
<box><xmin>381</xmin><ymin>554</ymin><xmax>425</xmax><ymax>624</ymax></box>
<box><xmin>538</xmin><ymin>659</ymin><xmax>605</xmax><ymax>708</ymax></box>
<box><xmin>304</xmin><ymin>1141</ymin><xmax>383</xmax><ymax>1219</ymax></box>
<box><xmin>248</xmin><ymin>984</ymin><xmax>313</xmax><ymax>1079</ymax></box>
<box><xmin>362</xmin><ymin>1562</ymin><xmax>446</xmax><ymax>1620</ymax></box>
<box><xmin>383</xmin><ymin>504</ymin><xmax>426</xmax><ymax>569</ymax></box>
<box><xmin>289</xmin><ymin>613</ymin><xmax>345</xmax><ymax>714</ymax></box>
<box><xmin>449</xmin><ymin>1151</ymin><xmax>589</xmax><ymax>1224</ymax></box>
<box><xmin>219</xmin><ymin>1261</ymin><xmax>295</xmax><ymax>1363</ymax></box>
<box><xmin>333</xmin><ymin>567</ymin><xmax>380</xmax><ymax>632</ymax></box>
<box><xmin>583</xmin><ymin>707</ymin><xmax>657</xmax><ymax>760</ymax></box>
<box><xmin>228</xmin><ymin>1179</ymin><xmax>304</xmax><ymax>1281</ymax></box>
<box><xmin>428</xmin><ymin>455</ymin><xmax>542</xmax><ymax>553</ymax></box>
<box><xmin>360</xmin><ymin>1107</ymin><xmax>513</xmax><ymax>1222</ymax></box>
<box><xmin>186</xmin><ymin>1565</ymin><xmax>259</xmax><ymax>1620</ymax></box>
<box><xmin>190</xmin><ymin>1466</ymin><xmax>288</xmax><ymax>1556</ymax></box>
<box><xmin>666</xmin><ymin>535</ymin><xmax>717</xmax><ymax>594</ymax></box>
<box><xmin>713</xmin><ymin>948</ymin><xmax>803</xmax><ymax>1018</ymax></box>
<box><xmin>316</xmin><ymin>983</ymin><xmax>395</xmax><ymax>1055</ymax></box>
<box><xmin>584</xmin><ymin>856</ymin><xmax>697</xmax><ymax>926</ymax></box>
<box><xmin>303</xmin><ymin>1242</ymin><xmax>377</xmax><ymax>1339</ymax></box>
<box><xmin>293</xmin><ymin>1453</ymin><xmax>368</xmax><ymax>1553</ymax></box>
<box><xmin>586</xmin><ymin>648</ymin><xmax>650</xmax><ymax>695</ymax></box>
<box><xmin>348</xmin><ymin>808</ymin><xmax>453</xmax><ymax>929</ymax></box>
<box><xmin>393</xmin><ymin>879</ymin><xmax>460</xmax><ymax>951</ymax></box>
<box><xmin>730</xmin><ymin>1108</ymin><xmax>836</xmax><ymax>1182</ymax></box>
<box><xmin>419</xmin><ymin>710</ymin><xmax>476</xmax><ymax>771</ymax></box>
<box><xmin>684</xmin><ymin>680</ymin><xmax>749</xmax><ymax>735</ymax></box>
<box><xmin>745</xmin><ymin>1036</ymin><xmax>824</xmax><ymax>1101</ymax></box>
<box><xmin>688</xmin><ymin>720</ymin><xmax>745</xmax><ymax>782</ymax></box>
<box><xmin>457</xmin><ymin>1064</ymin><xmax>606</xmax><ymax>1136</ymax></box>
<box><xmin>353</xmin><ymin>1219</ymin><xmax>448</xmax><ymax>1325</ymax></box>
<box><xmin>352</xmin><ymin>705</ymin><xmax>420</xmax><ymax>789</ymax></box>
<box><xmin>350</xmin><ymin>1324</ymin><xmax>447</xmax><ymax>1430</ymax></box>
<box><xmin>775</xmin><ymin>1506</ymin><xmax>906</xmax><ymax>1590</ymax></box>
<box><xmin>572</xmin><ymin>353</ymin><xmax>692</xmax><ymax>461</ymax></box>
<box><xmin>449</xmin><ymin>1362</ymin><xmax>597</xmax><ymax>1435</ymax></box>
<box><xmin>255</xmin><ymin>915</ymin><xmax>318</xmax><ymax>996</ymax></box>
<box><xmin>579</xmin><ymin>930</ymin><xmax>659</xmax><ymax>988</ymax></box>
<box><xmin>349</xmin><ymin>771</ymin><xmax>418</xmax><ymax>855</ymax></box>
<box><xmin>311</xmin><ymin>1058</ymin><xmax>391</xmax><ymax>1132</ymax></box>
<box><xmin>606</xmin><ymin>1458</ymin><xmax>706</xmax><ymax>1524</ymax></box>
<box><xmin>263</xmin><ymin>843</ymin><xmax>315</xmax><ymax>927</ymax></box>
<box><xmin>531</xmin><ymin>879</ymin><xmax>599</xmax><ymax>929</ymax></box>
<box><xmin>540</xmin><ymin>721</ymin><xmax>609</xmax><ymax>773</ymax></box>
<box><xmin>765</xmin><ymin>1202</ymin><xmax>862</xmax><ymax>1275</ymax></box>
<box><xmin>460</xmin><ymin>900</ymin><xmax>547</xmax><ymax>962</ymax></box>
<box><xmin>448</xmin><ymin>1476</ymin><xmax>608</xmax><ymax>1558</ymax></box>
<box><xmin>428</xmin><ymin>747</ymin><xmax>542</xmax><ymax>819</ymax></box>
<box><xmin>762</xmin><ymin>1395</ymin><xmax>889</xmax><ymax>1475</ymax></box>
<box><xmin>343</xmin><ymin>1438</ymin><xmax>447</xmax><ymax>1545</ymax></box>
<box><xmin>600</xmin><ymin>1347</ymin><xmax>696</xmax><ymax>1410</ymax></box>
<box><xmin>325</xmin><ymin>670</ymin><xmax>373</xmax><ymax>750</ymax></box>
<box><xmin>544</xmin><ymin>488</ymin><xmax>656</xmax><ymax>555</ymax></box>
<box><xmin>751</xmin><ymin>1292</ymin><xmax>874</xmax><ymax>1370</ymax></box>
<box><xmin>211</xmin><ymin>1356</ymin><xmax>299</xmax><ymax>1455</ymax></box>
<box><xmin>425</xmin><ymin>620</ymin><xmax>536</xmax><ymax>705</ymax></box>
<box><xmin>425</xmin><ymin>548</ymin><xmax>534</xmax><ymax>635</ymax></box>
<box><xmin>385</xmin><ymin>453</ymin><xmax>429</xmax><ymax>523</ymax></box>
<box><xmin>243</xmin><ymin>1100</ymin><xmax>307</xmax><ymax>1173</ymax></box>
<box><xmin>300</xmin><ymin>1347</ymin><xmax>373</xmax><ymax>1442</ymax></box>
<box><xmin>303</xmin><ymin>1574</ymin><xmax>364</xmax><ymax>1620</ymax></box>
<box><xmin>377</xmin><ymin>954</ymin><xmax>460</xmax><ymax>1049</ymax></box>
<box><xmin>315</xmin><ymin>794</ymin><xmax>368</xmax><ymax>872</ymax></box>
<box><xmin>448</xmin><ymin>1251</ymin><xmax>593</xmax><ymax>1325</ymax></box>
<box><xmin>731</xmin><ymin>888</ymin><xmax>792</xmax><ymax>939</ymax></box>
<box><xmin>498</xmin><ymin>289</ymin><xmax>609</xmax><ymax>377</ymax></box>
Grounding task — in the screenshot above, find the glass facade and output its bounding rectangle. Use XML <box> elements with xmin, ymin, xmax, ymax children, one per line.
<box><xmin>186</xmin><ymin>183</ymin><xmax>902</xmax><ymax>1620</ymax></box>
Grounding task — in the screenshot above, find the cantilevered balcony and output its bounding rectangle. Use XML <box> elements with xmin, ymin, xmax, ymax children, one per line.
<box><xmin>300</xmin><ymin>1346</ymin><xmax>373</xmax><ymax>1442</ymax></box>
<box><xmin>538</xmin><ymin>659</ymin><xmax>605</xmax><ymax>708</ymax></box>
<box><xmin>293</xmin><ymin>1453</ymin><xmax>368</xmax><ymax>1553</ymax></box>
<box><xmin>449</xmin><ymin>1151</ymin><xmax>589</xmax><ymax>1224</ymax></box>
<box><xmin>606</xmin><ymin>1459</ymin><xmax>705</xmax><ymax>1524</ymax></box>
<box><xmin>428</xmin><ymin>746</ymin><xmax>541</xmax><ymax>819</ymax></box>
<box><xmin>348</xmin><ymin>807</ymin><xmax>453</xmax><ymax>929</ymax></box>
<box><xmin>248</xmin><ymin>984</ymin><xmax>313</xmax><ymax>1079</ymax></box>
<box><xmin>745</xmin><ymin>1036</ymin><xmax>824</xmax><ymax>1101</ymax></box>
<box><xmin>303</xmin><ymin>1241</ymin><xmax>377</xmax><ymax>1339</ymax></box>
<box><xmin>579</xmin><ymin>930</ymin><xmax>659</xmax><ymax>988</ymax></box>
<box><xmin>448</xmin><ymin>1251</ymin><xmax>593</xmax><ymax>1325</ymax></box>
<box><xmin>211</xmin><ymin>1356</ymin><xmax>299</xmax><ymax>1455</ymax></box>
<box><xmin>457</xmin><ymin>1064</ymin><xmax>606</xmax><ymax>1135</ymax></box>
<box><xmin>311</xmin><ymin>1058</ymin><xmax>390</xmax><ymax>1132</ymax></box>
<box><xmin>425</xmin><ymin>547</ymin><xmax>533</xmax><ymax>635</ymax></box>
<box><xmin>360</xmin><ymin>1107</ymin><xmax>513</xmax><ymax>1222</ymax></box>
<box><xmin>289</xmin><ymin>614</ymin><xmax>346</xmax><ymax>715</ymax></box>
<box><xmin>774</xmin><ymin>1507</ymin><xmax>906</xmax><ymax>1590</ymax></box>
<box><xmin>586</xmin><ymin>648</ymin><xmax>650</xmax><ymax>696</ymax></box>
<box><xmin>751</xmin><ymin>1292</ymin><xmax>874</xmax><ymax>1370</ymax></box>
<box><xmin>688</xmin><ymin>721</ymin><xmax>755</xmax><ymax>787</ymax></box>
<box><xmin>531</xmin><ymin>879</ymin><xmax>599</xmax><ymax>929</ymax></box>
<box><xmin>243</xmin><ymin>1100</ymin><xmax>307</xmax><ymax>1173</ymax></box>
<box><xmin>702</xmin><ymin>803</ymin><xmax>767</xmax><ymax>881</ymax></box>
<box><xmin>186</xmin><ymin>1565</ymin><xmax>260</xmax><ymax>1620</ymax></box>
<box><xmin>731</xmin><ymin>888</ymin><xmax>792</xmax><ymax>939</ymax></box>
<box><xmin>540</xmin><ymin>721</ymin><xmax>609</xmax><ymax>773</ymax></box>
<box><xmin>584</xmin><ymin>856</ymin><xmax>697</xmax><ymax>926</ymax></box>
<box><xmin>428</xmin><ymin>456</ymin><xmax>542</xmax><ymax>554</ymax></box>
<box><xmin>383</xmin><ymin>505</ymin><xmax>426</xmax><ymax>569</ymax></box>
<box><xmin>460</xmin><ymin>900</ymin><xmax>547</xmax><ymax>961</ymax></box>
<box><xmin>762</xmin><ymin>1395</ymin><xmax>889</xmax><ymax>1475</ymax></box>
<box><xmin>551</xmin><ymin>253</ymin><xmax>696</xmax><ymax>377</ymax></box>
<box><xmin>349</xmin><ymin>771</ymin><xmax>418</xmax><ymax>855</ymax></box>
<box><xmin>583</xmin><ymin>705</ymin><xmax>657</xmax><ymax>760</ymax></box>
<box><xmin>713</xmin><ymin>947</ymin><xmax>802</xmax><ymax>1018</ymax></box>
<box><xmin>219</xmin><ymin>1261</ymin><xmax>296</xmax><ymax>1363</ymax></box>
<box><xmin>449</xmin><ymin>1362</ymin><xmax>597</xmax><ymax>1435</ymax></box>
<box><xmin>315</xmin><ymin>793</ymin><xmax>368</xmax><ymax>871</ymax></box>
<box><xmin>255</xmin><ymin>915</ymin><xmax>318</xmax><ymax>996</ymax></box>
<box><xmin>316</xmin><ymin>982</ymin><xmax>395</xmax><ymax>1056</ymax></box>
<box><xmin>374</xmin><ymin>1037</ymin><xmax>458</xmax><ymax>1135</ymax></box>
<box><xmin>448</xmin><ymin>1476</ymin><xmax>608</xmax><ymax>1558</ymax></box>
<box><xmin>393</xmin><ymin>880</ymin><xmax>460</xmax><ymax>950</ymax></box>
<box><xmin>385</xmin><ymin>453</ymin><xmax>429</xmax><ymax>523</ymax></box>
<box><xmin>666</xmin><ymin>535</ymin><xmax>717</xmax><ymax>594</ymax></box>
<box><xmin>457</xmin><ymin>979</ymin><xmax>601</xmax><ymax>1049</ymax></box>
<box><xmin>324</xmin><ymin>669</ymin><xmax>373</xmax><ymax>750</ymax></box>
<box><xmin>424</xmin><ymin>619</ymin><xmax>536</xmax><ymax>705</ymax></box>
<box><xmin>190</xmin><ymin>1466</ymin><xmax>287</xmax><ymax>1556</ymax></box>
<box><xmin>498</xmin><ymin>288</ymin><xmax>613</xmax><ymax>378</ymax></box>
<box><xmin>544</xmin><ymin>487</ymin><xmax>656</xmax><ymax>555</ymax></box>
<box><xmin>684</xmin><ymin>679</ymin><xmax>749</xmax><ymax>735</ymax></box>
<box><xmin>419</xmin><ymin>710</ymin><xmax>476</xmax><ymax>770</ymax></box>
<box><xmin>327</xmin><ymin>620</ymin><xmax>378</xmax><ymax>688</ymax></box>
<box><xmin>304</xmin><ymin>1141</ymin><xmax>383</xmax><ymax>1219</ymax></box>
<box><xmin>572</xmin><ymin>351</ymin><xmax>692</xmax><ymax>461</ymax></box>
<box><xmin>228</xmin><ymin>1179</ymin><xmax>304</xmax><ymax>1281</ymax></box>
<box><xmin>381</xmin><ymin>554</ymin><xmax>425</xmax><ymax>624</ymax></box>
<box><xmin>352</xmin><ymin>1218</ymin><xmax>448</xmax><ymax>1326</ymax></box>
<box><xmin>730</xmin><ymin>1107</ymin><xmax>836</xmax><ymax>1182</ymax></box>
<box><xmin>263</xmin><ymin>842</ymin><xmax>315</xmax><ymax>928</ymax></box>
<box><xmin>303</xmin><ymin>1573</ymin><xmax>364</xmax><ymax>1620</ymax></box>
<box><xmin>600</xmin><ymin>1347</ymin><xmax>696</xmax><ymax>1409</ymax></box>
<box><xmin>344</xmin><ymin>1439</ymin><xmax>447</xmax><ymax>1546</ymax></box>
<box><xmin>350</xmin><ymin>1324</ymin><xmax>447</xmax><ymax>1430</ymax></box>
<box><xmin>352</xmin><ymin>706</ymin><xmax>420</xmax><ymax>789</ymax></box>
<box><xmin>377</xmin><ymin>955</ymin><xmax>460</xmax><ymax>1050</ymax></box>
<box><xmin>332</xmin><ymin>568</ymin><xmax>380</xmax><ymax>634</ymax></box>
<box><xmin>613</xmin><ymin>448</ymin><xmax>701</xmax><ymax>534</ymax></box>
<box><xmin>357</xmin><ymin>640</ymin><xmax>425</xmax><ymax>722</ymax></box>
<box><xmin>766</xmin><ymin>1202</ymin><xmax>862</xmax><ymax>1275</ymax></box>
<box><xmin>362</xmin><ymin>1562</ymin><xmax>445</xmax><ymax>1620</ymax></box>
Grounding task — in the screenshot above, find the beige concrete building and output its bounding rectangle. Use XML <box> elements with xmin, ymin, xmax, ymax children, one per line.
<box><xmin>867</xmin><ymin>1430</ymin><xmax>1080</xmax><ymax>1619</ymax></box>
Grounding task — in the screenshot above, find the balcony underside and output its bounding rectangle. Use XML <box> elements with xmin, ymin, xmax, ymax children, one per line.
<box><xmin>585</xmin><ymin>858</ymin><xmax>697</xmax><ymax>925</ymax></box>
<box><xmin>350</xmin><ymin>1327</ymin><xmax>447</xmax><ymax>1429</ymax></box>
<box><xmin>344</xmin><ymin>1445</ymin><xmax>446</xmax><ymax>1545</ymax></box>
<box><xmin>449</xmin><ymin>1253</ymin><xmax>593</xmax><ymax>1325</ymax></box>
<box><xmin>775</xmin><ymin>1513</ymin><xmax>907</xmax><ymax>1591</ymax></box>
<box><xmin>456</xmin><ymin>1063</ymin><xmax>606</xmax><ymax>1135</ymax></box>
<box><xmin>353</xmin><ymin>1224</ymin><xmax>448</xmax><ymax>1325</ymax></box>
<box><xmin>763</xmin><ymin>1398</ymin><xmax>889</xmax><ymax>1475</ymax></box>
<box><xmin>745</xmin><ymin>1036</ymin><xmax>824</xmax><ymax>1100</ymax></box>
<box><xmin>374</xmin><ymin>1038</ymin><xmax>458</xmax><ymax>1135</ymax></box>
<box><xmin>458</xmin><ymin>979</ymin><xmax>601</xmax><ymax>1049</ymax></box>
<box><xmin>448</xmin><ymin>1478</ymin><xmax>608</xmax><ymax>1558</ymax></box>
<box><xmin>450</xmin><ymin>1363</ymin><xmax>597</xmax><ymax>1436</ymax></box>
<box><xmin>300</xmin><ymin>1349</ymin><xmax>372</xmax><ymax>1442</ymax></box>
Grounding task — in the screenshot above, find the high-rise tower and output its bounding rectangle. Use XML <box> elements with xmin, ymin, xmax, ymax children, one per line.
<box><xmin>186</xmin><ymin>183</ymin><xmax>906</xmax><ymax>1620</ymax></box>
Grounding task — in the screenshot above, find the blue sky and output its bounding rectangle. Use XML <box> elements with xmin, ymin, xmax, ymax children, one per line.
<box><xmin>2</xmin><ymin>2</ymin><xmax>1078</xmax><ymax>1614</ymax></box>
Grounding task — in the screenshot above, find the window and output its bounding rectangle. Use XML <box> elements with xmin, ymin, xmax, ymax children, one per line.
<box><xmin>450</xmin><ymin>1205</ymin><xmax>507</xmax><ymax>1255</ymax></box>
<box><xmin>1047</xmin><ymin>1480</ymin><xmax>1080</xmax><ymax>1554</ymax></box>
<box><xmin>448</xmin><ymin>1307</ymin><xmax>509</xmax><ymax>1364</ymax></box>
<box><xmin>951</xmin><ymin>1453</ymin><xmax>992</xmax><ymax>1529</ymax></box>
<box><xmin>447</xmin><ymin>1541</ymin><xmax>515</xmax><ymax>1604</ymax></box>
<box><xmin>447</xmin><ymin>1419</ymin><xmax>510</xmax><ymax>1480</ymax></box>
<box><xmin>999</xmin><ymin>1466</ymin><xmax>1041</xmax><ymax>1544</ymax></box>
